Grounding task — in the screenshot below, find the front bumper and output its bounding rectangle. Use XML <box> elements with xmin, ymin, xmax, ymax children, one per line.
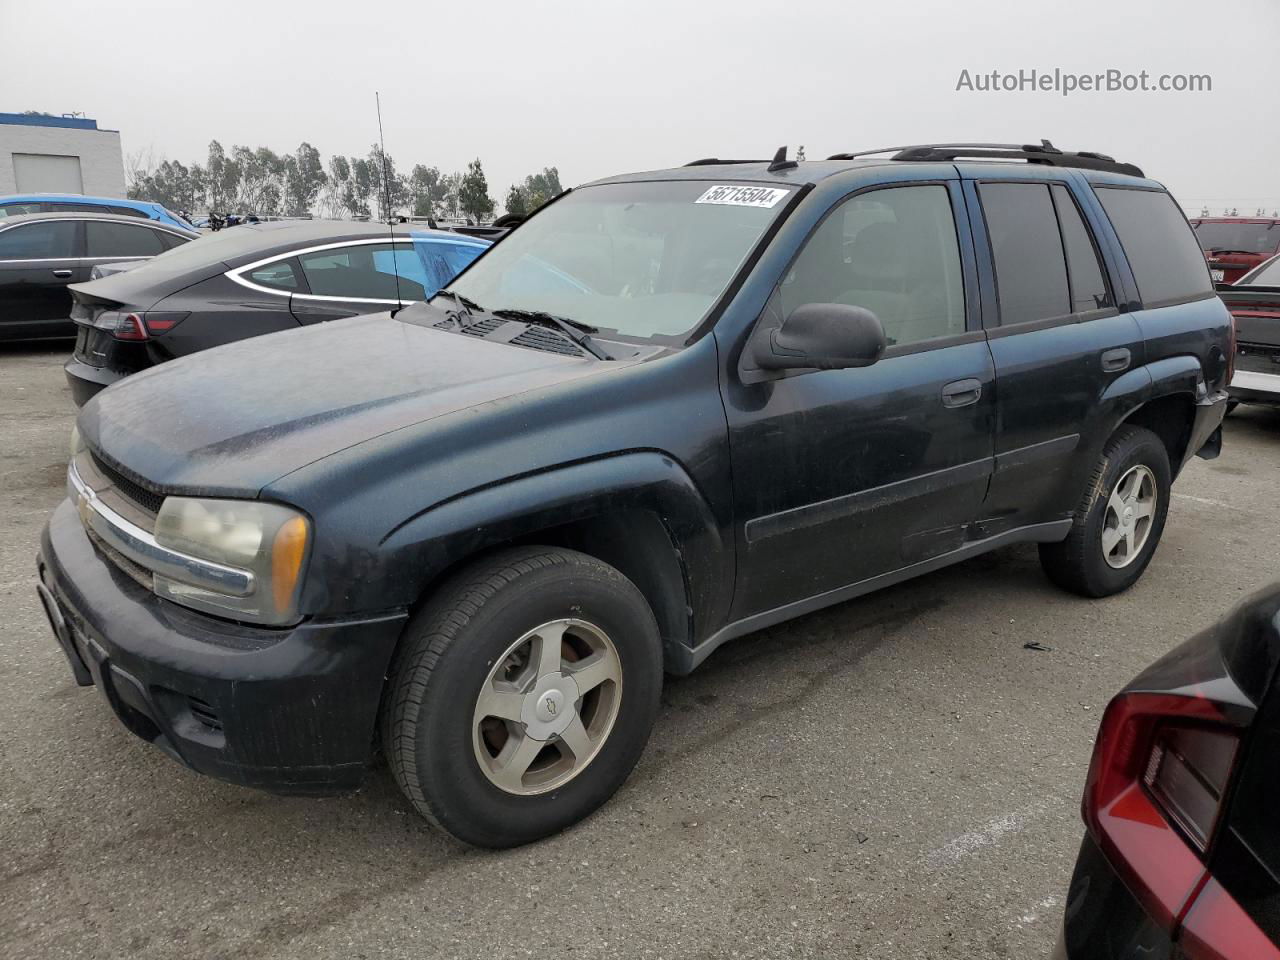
<box><xmin>37</xmin><ymin>499</ymin><xmax>408</xmax><ymax>794</ymax></box>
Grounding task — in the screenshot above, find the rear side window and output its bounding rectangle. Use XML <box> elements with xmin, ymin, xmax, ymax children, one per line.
<box><xmin>248</xmin><ymin>258</ymin><xmax>302</xmax><ymax>291</ymax></box>
<box><xmin>1096</xmin><ymin>187</ymin><xmax>1213</xmax><ymax>306</ymax></box>
<box><xmin>0</xmin><ymin>221</ymin><xmax>78</xmax><ymax>258</ymax></box>
<box><xmin>298</xmin><ymin>243</ymin><xmax>426</xmax><ymax>301</ymax></box>
<box><xmin>107</xmin><ymin>205</ymin><xmax>151</xmax><ymax>219</ymax></box>
<box><xmin>1051</xmin><ymin>185</ymin><xmax>1113</xmax><ymax>313</ymax></box>
<box><xmin>86</xmin><ymin>221</ymin><xmax>166</xmax><ymax>257</ymax></box>
<box><xmin>0</xmin><ymin>202</ymin><xmax>43</xmax><ymax>218</ymax></box>
<box><xmin>979</xmin><ymin>182</ymin><xmax>1070</xmax><ymax>325</ymax></box>
<box><xmin>157</xmin><ymin>231</ymin><xmax>190</xmax><ymax>251</ymax></box>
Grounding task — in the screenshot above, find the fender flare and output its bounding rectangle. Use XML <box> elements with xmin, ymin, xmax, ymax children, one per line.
<box><xmin>379</xmin><ymin>450</ymin><xmax>731</xmax><ymax>659</ymax></box>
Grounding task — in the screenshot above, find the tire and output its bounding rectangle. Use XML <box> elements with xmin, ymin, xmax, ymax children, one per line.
<box><xmin>381</xmin><ymin>546</ymin><xmax>663</xmax><ymax>848</ymax></box>
<box><xmin>1039</xmin><ymin>425</ymin><xmax>1172</xmax><ymax>598</ymax></box>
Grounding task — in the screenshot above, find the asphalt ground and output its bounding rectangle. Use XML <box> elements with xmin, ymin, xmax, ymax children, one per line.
<box><xmin>3</xmin><ymin>341</ymin><xmax>1278</xmax><ymax>959</ymax></box>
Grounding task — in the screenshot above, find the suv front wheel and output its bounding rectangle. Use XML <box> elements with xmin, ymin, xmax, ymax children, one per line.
<box><xmin>382</xmin><ymin>546</ymin><xmax>663</xmax><ymax>848</ymax></box>
<box><xmin>1039</xmin><ymin>425</ymin><xmax>1172</xmax><ymax>598</ymax></box>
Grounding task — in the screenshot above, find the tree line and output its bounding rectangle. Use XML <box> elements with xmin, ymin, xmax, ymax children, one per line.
<box><xmin>126</xmin><ymin>140</ymin><xmax>563</xmax><ymax>223</ymax></box>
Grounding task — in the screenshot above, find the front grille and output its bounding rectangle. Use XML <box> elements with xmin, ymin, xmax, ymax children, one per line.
<box><xmin>511</xmin><ymin>327</ymin><xmax>584</xmax><ymax>357</ymax></box>
<box><xmin>91</xmin><ymin>453</ymin><xmax>165</xmax><ymax>516</ymax></box>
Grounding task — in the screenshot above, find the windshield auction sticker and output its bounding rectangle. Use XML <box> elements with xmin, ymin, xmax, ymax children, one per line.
<box><xmin>694</xmin><ymin>185</ymin><xmax>790</xmax><ymax>208</ymax></box>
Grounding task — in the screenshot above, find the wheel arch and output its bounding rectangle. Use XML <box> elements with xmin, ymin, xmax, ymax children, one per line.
<box><xmin>379</xmin><ymin>451</ymin><xmax>732</xmax><ymax>672</ymax></box>
<box><xmin>1100</xmin><ymin>354</ymin><xmax>1205</xmax><ymax>476</ymax></box>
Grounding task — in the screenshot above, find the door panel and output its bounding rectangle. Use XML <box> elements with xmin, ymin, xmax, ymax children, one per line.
<box><xmin>0</xmin><ymin>219</ymin><xmax>83</xmax><ymax>339</ymax></box>
<box><xmin>965</xmin><ymin>177</ymin><xmax>1143</xmax><ymax>530</ymax></box>
<box><xmin>722</xmin><ymin>180</ymin><xmax>995</xmax><ymax>620</ymax></box>
<box><xmin>726</xmin><ymin>340</ymin><xmax>996</xmax><ymax>617</ymax></box>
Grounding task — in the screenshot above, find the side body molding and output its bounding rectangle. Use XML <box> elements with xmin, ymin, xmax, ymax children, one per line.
<box><xmin>379</xmin><ymin>451</ymin><xmax>732</xmax><ymax>666</ymax></box>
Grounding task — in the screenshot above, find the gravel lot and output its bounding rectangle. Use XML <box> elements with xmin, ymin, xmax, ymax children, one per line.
<box><xmin>2</xmin><ymin>342</ymin><xmax>1278</xmax><ymax>960</ymax></box>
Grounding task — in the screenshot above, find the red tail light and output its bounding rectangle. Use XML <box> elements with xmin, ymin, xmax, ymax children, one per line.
<box><xmin>1083</xmin><ymin>691</ymin><xmax>1280</xmax><ymax>958</ymax></box>
<box><xmin>92</xmin><ymin>310</ymin><xmax>188</xmax><ymax>341</ymax></box>
<box><xmin>1083</xmin><ymin>692</ymin><xmax>1235</xmax><ymax>928</ymax></box>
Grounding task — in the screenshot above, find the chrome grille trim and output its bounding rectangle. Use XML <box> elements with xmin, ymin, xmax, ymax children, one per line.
<box><xmin>68</xmin><ymin>459</ymin><xmax>254</xmax><ymax>597</ymax></box>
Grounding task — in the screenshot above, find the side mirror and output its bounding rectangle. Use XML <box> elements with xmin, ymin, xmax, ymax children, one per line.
<box><xmin>753</xmin><ymin>303</ymin><xmax>887</xmax><ymax>371</ymax></box>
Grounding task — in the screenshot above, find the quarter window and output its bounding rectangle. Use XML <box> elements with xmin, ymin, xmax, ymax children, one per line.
<box><xmin>1050</xmin><ymin>185</ymin><xmax>1113</xmax><ymax>313</ymax></box>
<box><xmin>1096</xmin><ymin>187</ymin><xmax>1213</xmax><ymax>306</ymax></box>
<box><xmin>0</xmin><ymin>221</ymin><xmax>78</xmax><ymax>259</ymax></box>
<box><xmin>248</xmin><ymin>258</ymin><xmax>302</xmax><ymax>291</ymax></box>
<box><xmin>780</xmin><ymin>184</ymin><xmax>966</xmax><ymax>347</ymax></box>
<box><xmin>979</xmin><ymin>182</ymin><xmax>1070</xmax><ymax>325</ymax></box>
<box><xmin>85</xmin><ymin>220</ymin><xmax>166</xmax><ymax>257</ymax></box>
<box><xmin>298</xmin><ymin>243</ymin><xmax>426</xmax><ymax>301</ymax></box>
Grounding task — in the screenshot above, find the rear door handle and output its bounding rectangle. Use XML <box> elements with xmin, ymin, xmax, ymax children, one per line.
<box><xmin>51</xmin><ymin>269</ymin><xmax>73</xmax><ymax>279</ymax></box>
<box><xmin>1101</xmin><ymin>348</ymin><xmax>1131</xmax><ymax>373</ymax></box>
<box><xmin>941</xmin><ymin>378</ymin><xmax>983</xmax><ymax>408</ymax></box>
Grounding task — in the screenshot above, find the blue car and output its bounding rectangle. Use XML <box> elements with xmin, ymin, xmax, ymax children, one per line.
<box><xmin>0</xmin><ymin>193</ymin><xmax>192</xmax><ymax>229</ymax></box>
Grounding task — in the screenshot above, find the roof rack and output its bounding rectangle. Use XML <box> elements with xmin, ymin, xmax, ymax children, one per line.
<box><xmin>826</xmin><ymin>140</ymin><xmax>1144</xmax><ymax>178</ymax></box>
<box><xmin>684</xmin><ymin>157</ymin><xmax>770</xmax><ymax>166</ymax></box>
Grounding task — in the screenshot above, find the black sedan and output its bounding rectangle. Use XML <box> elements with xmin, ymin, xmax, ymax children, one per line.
<box><xmin>1054</xmin><ymin>584</ymin><xmax>1280</xmax><ymax>959</ymax></box>
<box><xmin>64</xmin><ymin>220</ymin><xmax>490</xmax><ymax>405</ymax></box>
<box><xmin>0</xmin><ymin>212</ymin><xmax>196</xmax><ymax>342</ymax></box>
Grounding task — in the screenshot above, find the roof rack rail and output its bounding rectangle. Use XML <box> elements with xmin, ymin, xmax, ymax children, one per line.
<box><xmin>684</xmin><ymin>157</ymin><xmax>770</xmax><ymax>166</ymax></box>
<box><xmin>826</xmin><ymin>140</ymin><xmax>1144</xmax><ymax>178</ymax></box>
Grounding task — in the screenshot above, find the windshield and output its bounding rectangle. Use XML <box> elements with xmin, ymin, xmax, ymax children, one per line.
<box><xmin>445</xmin><ymin>180</ymin><xmax>794</xmax><ymax>341</ymax></box>
<box><xmin>1193</xmin><ymin>221</ymin><xmax>1280</xmax><ymax>255</ymax></box>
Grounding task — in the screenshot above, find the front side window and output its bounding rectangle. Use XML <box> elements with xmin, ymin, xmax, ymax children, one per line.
<box><xmin>1097</xmin><ymin>187</ymin><xmax>1213</xmax><ymax>306</ymax></box>
<box><xmin>85</xmin><ymin>220</ymin><xmax>166</xmax><ymax>257</ymax></box>
<box><xmin>0</xmin><ymin>202</ymin><xmax>43</xmax><ymax>218</ymax></box>
<box><xmin>446</xmin><ymin>180</ymin><xmax>794</xmax><ymax>341</ymax></box>
<box><xmin>979</xmin><ymin>182</ymin><xmax>1071</xmax><ymax>325</ymax></box>
<box><xmin>779</xmin><ymin>184</ymin><xmax>966</xmax><ymax>347</ymax></box>
<box><xmin>0</xmin><ymin>221</ymin><xmax>78</xmax><ymax>259</ymax></box>
<box><xmin>298</xmin><ymin>243</ymin><xmax>426</xmax><ymax>301</ymax></box>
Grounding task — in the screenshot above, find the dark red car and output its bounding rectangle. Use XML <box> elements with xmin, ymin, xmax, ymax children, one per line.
<box><xmin>1190</xmin><ymin>217</ymin><xmax>1280</xmax><ymax>285</ymax></box>
<box><xmin>1054</xmin><ymin>585</ymin><xmax>1280</xmax><ymax>959</ymax></box>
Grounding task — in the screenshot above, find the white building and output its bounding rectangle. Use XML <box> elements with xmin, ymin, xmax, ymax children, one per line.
<box><xmin>0</xmin><ymin>112</ymin><xmax>125</xmax><ymax>197</ymax></box>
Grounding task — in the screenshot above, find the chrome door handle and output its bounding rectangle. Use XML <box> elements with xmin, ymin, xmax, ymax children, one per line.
<box><xmin>941</xmin><ymin>378</ymin><xmax>983</xmax><ymax>408</ymax></box>
<box><xmin>51</xmin><ymin>269</ymin><xmax>73</xmax><ymax>279</ymax></box>
<box><xmin>1101</xmin><ymin>348</ymin><xmax>1131</xmax><ymax>373</ymax></box>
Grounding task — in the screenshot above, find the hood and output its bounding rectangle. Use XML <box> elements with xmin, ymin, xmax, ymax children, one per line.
<box><xmin>80</xmin><ymin>311</ymin><xmax>607</xmax><ymax>495</ymax></box>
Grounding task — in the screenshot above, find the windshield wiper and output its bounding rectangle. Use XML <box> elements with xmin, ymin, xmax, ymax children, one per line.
<box><xmin>431</xmin><ymin>290</ymin><xmax>486</xmax><ymax>325</ymax></box>
<box><xmin>1208</xmin><ymin>249</ymin><xmax>1259</xmax><ymax>256</ymax></box>
<box><xmin>490</xmin><ymin>308</ymin><xmax>614</xmax><ymax>361</ymax></box>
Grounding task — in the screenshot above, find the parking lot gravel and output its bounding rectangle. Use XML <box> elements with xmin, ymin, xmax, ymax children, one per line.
<box><xmin>3</xmin><ymin>342</ymin><xmax>1278</xmax><ymax>960</ymax></box>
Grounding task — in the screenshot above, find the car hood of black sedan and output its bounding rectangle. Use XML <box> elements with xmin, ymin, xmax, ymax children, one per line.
<box><xmin>78</xmin><ymin>311</ymin><xmax>610</xmax><ymax>496</ymax></box>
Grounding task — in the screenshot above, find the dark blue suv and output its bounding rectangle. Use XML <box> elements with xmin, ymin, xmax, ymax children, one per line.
<box><xmin>36</xmin><ymin>141</ymin><xmax>1231</xmax><ymax>847</ymax></box>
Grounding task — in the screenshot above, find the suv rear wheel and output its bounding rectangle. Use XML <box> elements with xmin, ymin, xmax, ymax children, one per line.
<box><xmin>1039</xmin><ymin>425</ymin><xmax>1172</xmax><ymax>598</ymax></box>
<box><xmin>381</xmin><ymin>546</ymin><xmax>663</xmax><ymax>848</ymax></box>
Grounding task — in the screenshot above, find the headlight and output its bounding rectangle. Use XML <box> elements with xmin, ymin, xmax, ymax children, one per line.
<box><xmin>153</xmin><ymin>497</ymin><xmax>310</xmax><ymax>625</ymax></box>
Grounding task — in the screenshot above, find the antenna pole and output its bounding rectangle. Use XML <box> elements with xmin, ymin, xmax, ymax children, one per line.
<box><xmin>375</xmin><ymin>91</ymin><xmax>403</xmax><ymax>308</ymax></box>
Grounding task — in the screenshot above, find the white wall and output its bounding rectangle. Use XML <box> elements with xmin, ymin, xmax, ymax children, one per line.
<box><xmin>0</xmin><ymin>124</ymin><xmax>125</xmax><ymax>197</ymax></box>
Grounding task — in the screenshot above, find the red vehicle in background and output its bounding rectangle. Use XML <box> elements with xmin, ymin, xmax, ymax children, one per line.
<box><xmin>1190</xmin><ymin>217</ymin><xmax>1280</xmax><ymax>285</ymax></box>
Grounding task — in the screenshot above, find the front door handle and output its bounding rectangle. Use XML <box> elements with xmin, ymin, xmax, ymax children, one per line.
<box><xmin>51</xmin><ymin>269</ymin><xmax>73</xmax><ymax>279</ymax></box>
<box><xmin>1101</xmin><ymin>348</ymin><xmax>1131</xmax><ymax>373</ymax></box>
<box><xmin>941</xmin><ymin>378</ymin><xmax>983</xmax><ymax>408</ymax></box>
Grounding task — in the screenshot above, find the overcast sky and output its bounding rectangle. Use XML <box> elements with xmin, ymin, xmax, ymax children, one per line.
<box><xmin>3</xmin><ymin>0</ymin><xmax>1277</xmax><ymax>213</ymax></box>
